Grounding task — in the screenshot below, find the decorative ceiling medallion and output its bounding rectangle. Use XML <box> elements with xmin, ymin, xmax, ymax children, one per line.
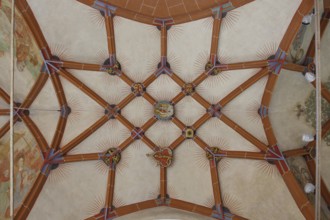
<box><xmin>207</xmin><ymin>104</ymin><xmax>222</xmax><ymax>117</ymax></box>
<box><xmin>211</xmin><ymin>68</ymin><xmax>222</xmax><ymax>76</ymax></box>
<box><xmin>154</xmin><ymin>101</ymin><xmax>174</xmax><ymax>120</ymax></box>
<box><xmin>206</xmin><ymin>147</ymin><xmax>221</xmax><ymax>163</ymax></box>
<box><xmin>182</xmin><ymin>83</ymin><xmax>195</xmax><ymax>95</ymax></box>
<box><xmin>205</xmin><ymin>61</ymin><xmax>222</xmax><ymax>75</ymax></box>
<box><xmin>104</xmin><ymin>60</ymin><xmax>121</xmax><ymax>75</ymax></box>
<box><xmin>104</xmin><ymin>104</ymin><xmax>120</xmax><ymax>119</ymax></box>
<box><xmin>205</xmin><ymin>61</ymin><xmax>213</xmax><ymax>71</ymax></box>
<box><xmin>102</xmin><ymin>148</ymin><xmax>121</xmax><ymax>166</ymax></box>
<box><xmin>147</xmin><ymin>148</ymin><xmax>173</xmax><ymax>167</ymax></box>
<box><xmin>184</xmin><ymin>127</ymin><xmax>195</xmax><ymax>139</ymax></box>
<box><xmin>131</xmin><ymin>127</ymin><xmax>144</xmax><ymax>140</ymax></box>
<box><xmin>131</xmin><ymin>83</ymin><xmax>145</xmax><ymax>96</ymax></box>
<box><xmin>106</xmin><ymin>67</ymin><xmax>117</xmax><ymax>75</ymax></box>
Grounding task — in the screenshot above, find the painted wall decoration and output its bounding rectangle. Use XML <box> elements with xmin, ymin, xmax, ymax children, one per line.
<box><xmin>289</xmin><ymin>25</ymin><xmax>307</xmax><ymax>63</ymax></box>
<box><xmin>154</xmin><ymin>101</ymin><xmax>174</xmax><ymax>120</ymax></box>
<box><xmin>0</xmin><ymin>1</ymin><xmax>44</xmax><ymax>218</ymax></box>
<box><xmin>0</xmin><ymin>1</ymin><xmax>11</xmax><ymax>219</ymax></box>
<box><xmin>0</xmin><ymin>0</ymin><xmax>11</xmax><ymax>57</ymax></box>
<box><xmin>147</xmin><ymin>147</ymin><xmax>173</xmax><ymax>167</ymax></box>
<box><xmin>0</xmin><ymin>137</ymin><xmax>10</xmax><ymax>219</ymax></box>
<box><xmin>287</xmin><ymin>157</ymin><xmax>330</xmax><ymax>219</ymax></box>
<box><xmin>0</xmin><ymin>0</ymin><xmax>42</xmax><ymax>78</ymax></box>
<box><xmin>0</xmin><ymin>130</ymin><xmax>43</xmax><ymax>219</ymax></box>
<box><xmin>295</xmin><ymin>77</ymin><xmax>330</xmax><ymax>146</ymax></box>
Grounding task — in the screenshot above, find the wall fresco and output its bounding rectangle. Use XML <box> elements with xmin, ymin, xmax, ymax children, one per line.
<box><xmin>295</xmin><ymin>78</ymin><xmax>330</xmax><ymax>146</ymax></box>
<box><xmin>0</xmin><ymin>0</ymin><xmax>42</xmax><ymax>78</ymax></box>
<box><xmin>0</xmin><ymin>0</ymin><xmax>44</xmax><ymax>218</ymax></box>
<box><xmin>0</xmin><ymin>129</ymin><xmax>43</xmax><ymax>219</ymax></box>
<box><xmin>287</xmin><ymin>157</ymin><xmax>330</xmax><ymax>219</ymax></box>
<box><xmin>0</xmin><ymin>1</ymin><xmax>11</xmax><ymax>219</ymax></box>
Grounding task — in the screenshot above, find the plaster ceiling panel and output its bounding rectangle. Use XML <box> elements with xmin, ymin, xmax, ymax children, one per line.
<box><xmin>29</xmin><ymin>111</ymin><xmax>59</xmax><ymax>146</ymax></box>
<box><xmin>58</xmin><ymin>77</ymin><xmax>105</xmax><ymax>147</ymax></box>
<box><xmin>147</xmin><ymin>74</ymin><xmax>181</xmax><ymax>101</ymax></box>
<box><xmin>28</xmin><ymin>161</ymin><xmax>108</xmax><ymax>220</ymax></box>
<box><xmin>29</xmin><ymin>79</ymin><xmax>58</xmax><ymax>111</ymax></box>
<box><xmin>219</xmin><ymin>158</ymin><xmax>304</xmax><ymax>220</ymax></box>
<box><xmin>222</xmin><ymin>75</ymin><xmax>268</xmax><ymax>144</ymax></box>
<box><xmin>114</xmin><ymin>16</ymin><xmax>160</xmax><ymax>83</ymax></box>
<box><xmin>67</xmin><ymin>119</ymin><xmax>130</xmax><ymax>155</ymax></box>
<box><xmin>60</xmin><ymin>72</ymin><xmax>105</xmax><ymax>114</ymax></box>
<box><xmin>218</xmin><ymin>0</ymin><xmax>302</xmax><ymax>63</ymax></box>
<box><xmin>198</xmin><ymin>118</ymin><xmax>260</xmax><ymax>152</ymax></box>
<box><xmin>113</xmin><ymin>142</ymin><xmax>159</xmax><ymax>205</ymax></box>
<box><xmin>58</xmin><ymin>111</ymin><xmax>106</xmax><ymax>150</ymax></box>
<box><xmin>27</xmin><ymin>0</ymin><xmax>108</xmax><ymax>63</ymax></box>
<box><xmin>196</xmin><ymin>69</ymin><xmax>258</xmax><ymax>104</ymax></box>
<box><xmin>81</xmin><ymin>161</ymin><xmax>132</xmax><ymax>217</ymax></box>
<box><xmin>69</xmin><ymin>69</ymin><xmax>131</xmax><ymax>105</ymax></box>
<box><xmin>269</xmin><ymin>69</ymin><xmax>315</xmax><ymax>151</ymax></box>
<box><xmin>145</xmin><ymin>121</ymin><xmax>182</xmax><ymax>147</ymax></box>
<box><xmin>121</xmin><ymin>97</ymin><xmax>154</xmax><ymax>127</ymax></box>
<box><xmin>167</xmin><ymin>140</ymin><xmax>214</xmax><ymax>207</ymax></box>
<box><xmin>167</xmin><ymin>17</ymin><xmax>213</xmax><ymax>83</ymax></box>
<box><xmin>175</xmin><ymin>96</ymin><xmax>205</xmax><ymax>125</ymax></box>
<box><xmin>116</xmin><ymin>206</ymin><xmax>214</xmax><ymax>220</ymax></box>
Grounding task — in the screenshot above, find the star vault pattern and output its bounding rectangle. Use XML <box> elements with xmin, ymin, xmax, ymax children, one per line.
<box><xmin>1</xmin><ymin>0</ymin><xmax>330</xmax><ymax>219</ymax></box>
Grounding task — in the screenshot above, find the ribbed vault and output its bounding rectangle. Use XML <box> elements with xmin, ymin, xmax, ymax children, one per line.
<box><xmin>0</xmin><ymin>0</ymin><xmax>329</xmax><ymax>219</ymax></box>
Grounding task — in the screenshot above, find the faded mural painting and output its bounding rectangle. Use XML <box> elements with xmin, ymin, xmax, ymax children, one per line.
<box><xmin>295</xmin><ymin>78</ymin><xmax>330</xmax><ymax>146</ymax></box>
<box><xmin>0</xmin><ymin>0</ymin><xmax>42</xmax><ymax>76</ymax></box>
<box><xmin>306</xmin><ymin>79</ymin><xmax>330</xmax><ymax>146</ymax></box>
<box><xmin>0</xmin><ymin>131</ymin><xmax>43</xmax><ymax>219</ymax></box>
<box><xmin>0</xmin><ymin>0</ymin><xmax>44</xmax><ymax>219</ymax></box>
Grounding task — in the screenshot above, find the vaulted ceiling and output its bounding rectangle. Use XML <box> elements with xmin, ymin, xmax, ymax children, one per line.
<box><xmin>0</xmin><ymin>0</ymin><xmax>330</xmax><ymax>219</ymax></box>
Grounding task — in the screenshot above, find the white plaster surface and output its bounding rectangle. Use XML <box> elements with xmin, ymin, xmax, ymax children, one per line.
<box><xmin>113</xmin><ymin>142</ymin><xmax>160</xmax><ymax>206</ymax></box>
<box><xmin>167</xmin><ymin>140</ymin><xmax>214</xmax><ymax>207</ymax></box>
<box><xmin>28</xmin><ymin>161</ymin><xmax>108</xmax><ymax>220</ymax></box>
<box><xmin>116</xmin><ymin>206</ymin><xmax>214</xmax><ymax>220</ymax></box>
<box><xmin>219</xmin><ymin>0</ymin><xmax>302</xmax><ymax>63</ymax></box>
